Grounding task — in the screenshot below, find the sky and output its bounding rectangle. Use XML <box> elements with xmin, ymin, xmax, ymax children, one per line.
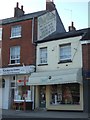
<box><xmin>0</xmin><ymin>0</ymin><xmax>89</xmax><ymax>31</ymax></box>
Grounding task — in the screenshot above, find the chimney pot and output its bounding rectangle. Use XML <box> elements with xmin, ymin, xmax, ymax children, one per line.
<box><xmin>21</xmin><ymin>5</ymin><xmax>23</xmax><ymax>11</ymax></box>
<box><xmin>16</xmin><ymin>2</ymin><xmax>19</xmax><ymax>8</ymax></box>
<box><xmin>71</xmin><ymin>21</ymin><xmax>74</xmax><ymax>27</ymax></box>
<box><xmin>68</xmin><ymin>21</ymin><xmax>76</xmax><ymax>32</ymax></box>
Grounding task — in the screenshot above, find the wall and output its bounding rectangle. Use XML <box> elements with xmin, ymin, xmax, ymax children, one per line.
<box><xmin>2</xmin><ymin>19</ymin><xmax>36</xmax><ymax>67</ymax></box>
<box><xmin>2</xmin><ymin>78</ymin><xmax>10</xmax><ymax>109</ymax></box>
<box><xmin>82</xmin><ymin>43</ymin><xmax>90</xmax><ymax>113</ymax></box>
<box><xmin>36</xmin><ymin>36</ymin><xmax>82</xmax><ymax>71</ymax></box>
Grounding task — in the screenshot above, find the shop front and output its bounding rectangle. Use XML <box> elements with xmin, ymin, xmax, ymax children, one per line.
<box><xmin>29</xmin><ymin>68</ymin><xmax>83</xmax><ymax>111</ymax></box>
<box><xmin>0</xmin><ymin>65</ymin><xmax>35</xmax><ymax>110</ymax></box>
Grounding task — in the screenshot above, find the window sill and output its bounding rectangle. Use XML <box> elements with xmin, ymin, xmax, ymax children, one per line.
<box><xmin>10</xmin><ymin>36</ymin><xmax>21</xmax><ymax>39</ymax></box>
<box><xmin>58</xmin><ymin>59</ymin><xmax>72</xmax><ymax>64</ymax></box>
<box><xmin>38</xmin><ymin>63</ymin><xmax>48</xmax><ymax>66</ymax></box>
<box><xmin>8</xmin><ymin>63</ymin><xmax>20</xmax><ymax>66</ymax></box>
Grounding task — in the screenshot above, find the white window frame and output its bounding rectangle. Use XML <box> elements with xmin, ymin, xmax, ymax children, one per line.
<box><xmin>0</xmin><ymin>28</ymin><xmax>2</xmax><ymax>40</ymax></box>
<box><xmin>39</xmin><ymin>47</ymin><xmax>47</xmax><ymax>64</ymax></box>
<box><xmin>59</xmin><ymin>44</ymin><xmax>71</xmax><ymax>61</ymax></box>
<box><xmin>10</xmin><ymin>46</ymin><xmax>20</xmax><ymax>64</ymax></box>
<box><xmin>11</xmin><ymin>25</ymin><xmax>21</xmax><ymax>38</ymax></box>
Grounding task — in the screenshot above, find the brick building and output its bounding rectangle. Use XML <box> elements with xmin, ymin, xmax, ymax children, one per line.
<box><xmin>0</xmin><ymin>0</ymin><xmax>65</xmax><ymax>109</ymax></box>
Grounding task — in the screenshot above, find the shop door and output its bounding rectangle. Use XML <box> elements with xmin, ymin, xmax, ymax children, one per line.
<box><xmin>39</xmin><ymin>86</ymin><xmax>46</xmax><ymax>108</ymax></box>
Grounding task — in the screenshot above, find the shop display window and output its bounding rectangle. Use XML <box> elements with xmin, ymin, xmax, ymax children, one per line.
<box><xmin>14</xmin><ymin>86</ymin><xmax>32</xmax><ymax>100</ymax></box>
<box><xmin>50</xmin><ymin>83</ymin><xmax>80</xmax><ymax>105</ymax></box>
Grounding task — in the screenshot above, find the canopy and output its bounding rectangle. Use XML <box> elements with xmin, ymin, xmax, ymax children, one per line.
<box><xmin>29</xmin><ymin>68</ymin><xmax>82</xmax><ymax>85</ymax></box>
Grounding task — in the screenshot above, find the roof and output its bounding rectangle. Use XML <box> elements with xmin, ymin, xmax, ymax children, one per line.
<box><xmin>36</xmin><ymin>28</ymin><xmax>90</xmax><ymax>43</ymax></box>
<box><xmin>1</xmin><ymin>10</ymin><xmax>48</xmax><ymax>25</ymax></box>
<box><xmin>81</xmin><ymin>28</ymin><xmax>90</xmax><ymax>40</ymax></box>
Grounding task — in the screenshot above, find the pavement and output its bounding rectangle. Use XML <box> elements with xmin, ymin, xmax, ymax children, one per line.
<box><xmin>1</xmin><ymin>109</ymin><xmax>90</xmax><ymax>120</ymax></box>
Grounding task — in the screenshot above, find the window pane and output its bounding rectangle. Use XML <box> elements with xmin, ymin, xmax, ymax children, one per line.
<box><xmin>40</xmin><ymin>47</ymin><xmax>47</xmax><ymax>64</ymax></box>
<box><xmin>50</xmin><ymin>84</ymin><xmax>80</xmax><ymax>105</ymax></box>
<box><xmin>60</xmin><ymin>44</ymin><xmax>71</xmax><ymax>60</ymax></box>
<box><xmin>11</xmin><ymin>26</ymin><xmax>21</xmax><ymax>38</ymax></box>
<box><xmin>10</xmin><ymin>46</ymin><xmax>20</xmax><ymax>64</ymax></box>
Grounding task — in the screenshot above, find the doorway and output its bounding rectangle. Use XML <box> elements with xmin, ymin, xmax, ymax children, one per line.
<box><xmin>39</xmin><ymin>86</ymin><xmax>46</xmax><ymax>108</ymax></box>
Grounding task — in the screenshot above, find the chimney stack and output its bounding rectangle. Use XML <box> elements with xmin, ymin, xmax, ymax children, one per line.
<box><xmin>46</xmin><ymin>0</ymin><xmax>56</xmax><ymax>12</ymax></box>
<box><xmin>14</xmin><ymin>2</ymin><xmax>25</xmax><ymax>17</ymax></box>
<box><xmin>68</xmin><ymin>22</ymin><xmax>76</xmax><ymax>32</ymax></box>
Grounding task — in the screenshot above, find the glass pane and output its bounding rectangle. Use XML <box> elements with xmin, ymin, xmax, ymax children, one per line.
<box><xmin>10</xmin><ymin>46</ymin><xmax>20</xmax><ymax>64</ymax></box>
<box><xmin>60</xmin><ymin>44</ymin><xmax>71</xmax><ymax>60</ymax></box>
<box><xmin>11</xmin><ymin>26</ymin><xmax>21</xmax><ymax>37</ymax></box>
<box><xmin>40</xmin><ymin>48</ymin><xmax>47</xmax><ymax>63</ymax></box>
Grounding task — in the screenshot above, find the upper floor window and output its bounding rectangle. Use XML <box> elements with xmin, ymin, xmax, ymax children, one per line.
<box><xmin>39</xmin><ymin>47</ymin><xmax>47</xmax><ymax>64</ymax></box>
<box><xmin>59</xmin><ymin>44</ymin><xmax>71</xmax><ymax>62</ymax></box>
<box><xmin>0</xmin><ymin>28</ymin><xmax>2</xmax><ymax>40</ymax></box>
<box><xmin>10</xmin><ymin>46</ymin><xmax>20</xmax><ymax>64</ymax></box>
<box><xmin>11</xmin><ymin>25</ymin><xmax>21</xmax><ymax>38</ymax></box>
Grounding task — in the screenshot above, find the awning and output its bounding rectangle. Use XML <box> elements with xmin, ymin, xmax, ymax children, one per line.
<box><xmin>29</xmin><ymin>68</ymin><xmax>82</xmax><ymax>85</ymax></box>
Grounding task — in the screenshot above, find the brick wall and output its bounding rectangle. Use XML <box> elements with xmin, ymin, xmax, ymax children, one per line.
<box><xmin>82</xmin><ymin>43</ymin><xmax>90</xmax><ymax>114</ymax></box>
<box><xmin>82</xmin><ymin>44</ymin><xmax>90</xmax><ymax>73</ymax></box>
<box><xmin>2</xmin><ymin>19</ymin><xmax>36</xmax><ymax>67</ymax></box>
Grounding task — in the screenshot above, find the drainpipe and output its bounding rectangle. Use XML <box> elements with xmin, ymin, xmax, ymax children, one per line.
<box><xmin>32</xmin><ymin>17</ymin><xmax>34</xmax><ymax>44</ymax></box>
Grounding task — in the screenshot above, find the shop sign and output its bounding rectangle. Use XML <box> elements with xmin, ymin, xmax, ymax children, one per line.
<box><xmin>0</xmin><ymin>65</ymin><xmax>35</xmax><ymax>75</ymax></box>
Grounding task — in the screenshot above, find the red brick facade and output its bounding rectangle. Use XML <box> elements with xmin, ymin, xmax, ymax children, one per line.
<box><xmin>2</xmin><ymin>19</ymin><xmax>36</xmax><ymax>67</ymax></box>
<box><xmin>82</xmin><ymin>44</ymin><xmax>90</xmax><ymax>71</ymax></box>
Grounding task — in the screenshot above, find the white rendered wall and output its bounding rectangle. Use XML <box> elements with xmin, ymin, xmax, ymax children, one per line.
<box><xmin>36</xmin><ymin>36</ymin><xmax>82</xmax><ymax>72</ymax></box>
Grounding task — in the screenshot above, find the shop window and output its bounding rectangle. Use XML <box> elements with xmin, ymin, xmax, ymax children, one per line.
<box><xmin>50</xmin><ymin>83</ymin><xmax>80</xmax><ymax>105</ymax></box>
<box><xmin>10</xmin><ymin>46</ymin><xmax>20</xmax><ymax>64</ymax></box>
<box><xmin>14</xmin><ymin>86</ymin><xmax>31</xmax><ymax>100</ymax></box>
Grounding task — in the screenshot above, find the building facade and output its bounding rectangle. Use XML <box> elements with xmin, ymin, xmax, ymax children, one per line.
<box><xmin>29</xmin><ymin>28</ymin><xmax>90</xmax><ymax>113</ymax></box>
<box><xmin>0</xmin><ymin>0</ymin><xmax>65</xmax><ymax>109</ymax></box>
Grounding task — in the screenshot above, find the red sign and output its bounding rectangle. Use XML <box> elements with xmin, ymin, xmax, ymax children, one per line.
<box><xmin>17</xmin><ymin>76</ymin><xmax>28</xmax><ymax>86</ymax></box>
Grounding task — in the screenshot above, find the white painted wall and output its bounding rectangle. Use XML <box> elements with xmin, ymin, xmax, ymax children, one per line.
<box><xmin>2</xmin><ymin>79</ymin><xmax>10</xmax><ymax>109</ymax></box>
<box><xmin>0</xmin><ymin>88</ymin><xmax>2</xmax><ymax>108</ymax></box>
<box><xmin>36</xmin><ymin>36</ymin><xmax>82</xmax><ymax>71</ymax></box>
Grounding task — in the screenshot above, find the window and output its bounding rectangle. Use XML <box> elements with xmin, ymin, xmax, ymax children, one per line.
<box><xmin>39</xmin><ymin>47</ymin><xmax>47</xmax><ymax>64</ymax></box>
<box><xmin>10</xmin><ymin>46</ymin><xmax>20</xmax><ymax>64</ymax></box>
<box><xmin>50</xmin><ymin>84</ymin><xmax>80</xmax><ymax>105</ymax></box>
<box><xmin>11</xmin><ymin>25</ymin><xmax>21</xmax><ymax>38</ymax></box>
<box><xmin>0</xmin><ymin>28</ymin><xmax>2</xmax><ymax>40</ymax></box>
<box><xmin>59</xmin><ymin>44</ymin><xmax>71</xmax><ymax>62</ymax></box>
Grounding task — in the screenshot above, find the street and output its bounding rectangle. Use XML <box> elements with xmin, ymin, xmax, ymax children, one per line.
<box><xmin>1</xmin><ymin>109</ymin><xmax>90</xmax><ymax>120</ymax></box>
